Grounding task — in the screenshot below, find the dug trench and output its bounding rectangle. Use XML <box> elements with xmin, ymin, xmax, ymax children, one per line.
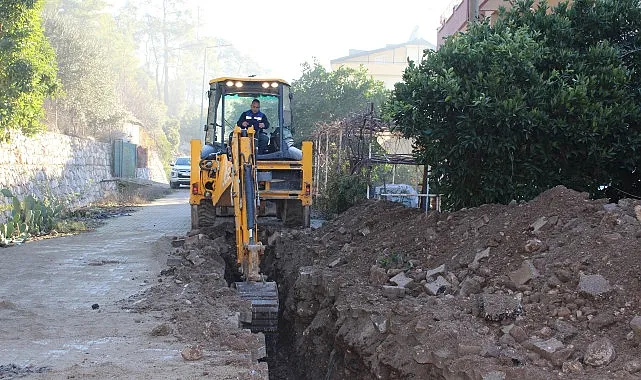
<box><xmin>127</xmin><ymin>186</ymin><xmax>641</xmax><ymax>379</ymax></box>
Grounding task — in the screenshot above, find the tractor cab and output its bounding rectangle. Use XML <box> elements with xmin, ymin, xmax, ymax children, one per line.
<box><xmin>201</xmin><ymin>77</ymin><xmax>301</xmax><ymax>161</ymax></box>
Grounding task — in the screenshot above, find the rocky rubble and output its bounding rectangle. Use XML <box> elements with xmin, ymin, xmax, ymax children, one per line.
<box><xmin>266</xmin><ymin>185</ymin><xmax>641</xmax><ymax>379</ymax></box>
<box><xmin>118</xmin><ymin>227</ymin><xmax>270</xmax><ymax>380</ymax></box>
<box><xmin>119</xmin><ymin>185</ymin><xmax>641</xmax><ymax>379</ymax></box>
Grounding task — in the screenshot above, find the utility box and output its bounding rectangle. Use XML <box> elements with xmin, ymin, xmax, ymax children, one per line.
<box><xmin>113</xmin><ymin>139</ymin><xmax>137</xmax><ymax>178</ymax></box>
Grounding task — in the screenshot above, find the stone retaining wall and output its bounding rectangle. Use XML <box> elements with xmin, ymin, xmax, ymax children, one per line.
<box><xmin>0</xmin><ymin>131</ymin><xmax>167</xmax><ymax>223</ymax></box>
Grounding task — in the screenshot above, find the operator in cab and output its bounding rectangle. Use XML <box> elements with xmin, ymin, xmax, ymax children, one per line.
<box><xmin>237</xmin><ymin>99</ymin><xmax>270</xmax><ymax>154</ymax></box>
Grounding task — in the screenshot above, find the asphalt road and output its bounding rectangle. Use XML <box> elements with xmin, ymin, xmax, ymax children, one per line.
<box><xmin>0</xmin><ymin>190</ymin><xmax>214</xmax><ymax>379</ymax></box>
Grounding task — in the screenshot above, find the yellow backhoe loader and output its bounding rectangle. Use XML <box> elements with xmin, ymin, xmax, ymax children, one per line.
<box><xmin>189</xmin><ymin>77</ymin><xmax>313</xmax><ymax>332</ymax></box>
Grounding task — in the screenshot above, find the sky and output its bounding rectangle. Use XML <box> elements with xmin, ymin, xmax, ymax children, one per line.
<box><xmin>198</xmin><ymin>0</ymin><xmax>456</xmax><ymax>81</ymax></box>
<box><xmin>110</xmin><ymin>0</ymin><xmax>458</xmax><ymax>82</ymax></box>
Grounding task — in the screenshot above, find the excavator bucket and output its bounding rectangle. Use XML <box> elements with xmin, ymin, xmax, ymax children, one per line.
<box><xmin>235</xmin><ymin>281</ymin><xmax>279</xmax><ymax>333</ymax></box>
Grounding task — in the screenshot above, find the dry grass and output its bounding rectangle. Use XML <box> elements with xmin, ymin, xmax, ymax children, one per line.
<box><xmin>62</xmin><ymin>180</ymin><xmax>173</xmax><ymax>232</ymax></box>
<box><xmin>100</xmin><ymin>180</ymin><xmax>172</xmax><ymax>207</ymax></box>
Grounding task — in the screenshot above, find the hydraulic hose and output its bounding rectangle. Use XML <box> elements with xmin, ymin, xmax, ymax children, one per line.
<box><xmin>244</xmin><ymin>164</ymin><xmax>256</xmax><ymax>239</ymax></box>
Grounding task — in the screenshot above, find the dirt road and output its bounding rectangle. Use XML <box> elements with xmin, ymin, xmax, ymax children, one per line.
<box><xmin>0</xmin><ymin>190</ymin><xmax>265</xmax><ymax>379</ymax></box>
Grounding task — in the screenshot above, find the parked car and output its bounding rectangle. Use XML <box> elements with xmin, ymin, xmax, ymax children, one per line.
<box><xmin>169</xmin><ymin>156</ymin><xmax>190</xmax><ymax>189</ymax></box>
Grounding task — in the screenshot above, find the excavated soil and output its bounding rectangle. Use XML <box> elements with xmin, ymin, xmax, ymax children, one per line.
<box><xmin>128</xmin><ymin>185</ymin><xmax>641</xmax><ymax>379</ymax></box>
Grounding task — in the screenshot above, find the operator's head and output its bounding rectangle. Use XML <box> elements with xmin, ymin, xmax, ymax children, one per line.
<box><xmin>251</xmin><ymin>99</ymin><xmax>260</xmax><ymax>112</ymax></box>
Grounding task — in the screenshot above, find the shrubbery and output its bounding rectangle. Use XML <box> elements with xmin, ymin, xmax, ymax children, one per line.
<box><xmin>0</xmin><ymin>189</ymin><xmax>64</xmax><ymax>246</ymax></box>
<box><xmin>315</xmin><ymin>172</ymin><xmax>367</xmax><ymax>218</ymax></box>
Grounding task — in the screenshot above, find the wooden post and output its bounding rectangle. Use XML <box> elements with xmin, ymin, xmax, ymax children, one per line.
<box><xmin>337</xmin><ymin>128</ymin><xmax>343</xmax><ymax>170</ymax></box>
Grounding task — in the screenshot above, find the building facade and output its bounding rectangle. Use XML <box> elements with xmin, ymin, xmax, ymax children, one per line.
<box><xmin>330</xmin><ymin>38</ymin><xmax>434</xmax><ymax>90</ymax></box>
<box><xmin>437</xmin><ymin>0</ymin><xmax>567</xmax><ymax>48</ymax></box>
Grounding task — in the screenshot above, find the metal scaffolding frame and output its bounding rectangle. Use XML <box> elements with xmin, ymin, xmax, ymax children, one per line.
<box><xmin>310</xmin><ymin>105</ymin><xmax>439</xmax><ymax>211</ymax></box>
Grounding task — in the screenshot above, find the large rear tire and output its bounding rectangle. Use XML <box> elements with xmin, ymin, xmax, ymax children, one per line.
<box><xmin>191</xmin><ymin>201</ymin><xmax>216</xmax><ymax>229</ymax></box>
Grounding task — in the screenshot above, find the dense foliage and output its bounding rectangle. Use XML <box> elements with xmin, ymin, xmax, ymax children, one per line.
<box><xmin>291</xmin><ymin>61</ymin><xmax>388</xmax><ymax>144</ymax></box>
<box><xmin>43</xmin><ymin>9</ymin><xmax>125</xmax><ymax>138</ymax></box>
<box><xmin>0</xmin><ymin>0</ymin><xmax>58</xmax><ymax>141</ymax></box>
<box><xmin>291</xmin><ymin>61</ymin><xmax>395</xmax><ymax>212</ymax></box>
<box><xmin>385</xmin><ymin>0</ymin><xmax>641</xmax><ymax>210</ymax></box>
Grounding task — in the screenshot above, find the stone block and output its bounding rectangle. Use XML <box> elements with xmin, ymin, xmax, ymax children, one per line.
<box><xmin>382</xmin><ymin>285</ymin><xmax>405</xmax><ymax>299</ymax></box>
<box><xmin>509</xmin><ymin>260</ymin><xmax>539</xmax><ymax>285</ymax></box>
<box><xmin>578</xmin><ymin>274</ymin><xmax>612</xmax><ymax>297</ymax></box>
<box><xmin>425</xmin><ymin>276</ymin><xmax>451</xmax><ymax>296</ymax></box>
<box><xmin>425</xmin><ymin>264</ymin><xmax>446</xmax><ymax>278</ymax></box>
<box><xmin>390</xmin><ymin>271</ymin><xmax>413</xmax><ymax>288</ymax></box>
<box><xmin>480</xmin><ymin>293</ymin><xmax>522</xmax><ymax>321</ymax></box>
<box><xmin>166</xmin><ymin>257</ymin><xmax>183</xmax><ymax>267</ymax></box>
<box><xmin>524</xmin><ymin>337</ymin><xmax>564</xmax><ymax>361</ymax></box>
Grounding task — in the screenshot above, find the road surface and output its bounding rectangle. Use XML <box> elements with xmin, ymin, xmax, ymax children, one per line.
<box><xmin>0</xmin><ymin>190</ymin><xmax>263</xmax><ymax>379</ymax></box>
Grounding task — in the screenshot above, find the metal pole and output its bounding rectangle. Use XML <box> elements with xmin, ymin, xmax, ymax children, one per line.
<box><xmin>314</xmin><ymin>136</ymin><xmax>321</xmax><ymax>195</ymax></box>
<box><xmin>469</xmin><ymin>0</ymin><xmax>479</xmax><ymax>22</ymax></box>
<box><xmin>367</xmin><ymin>141</ymin><xmax>372</xmax><ymax>199</ymax></box>
<box><xmin>199</xmin><ymin>48</ymin><xmax>208</xmax><ymax>131</ymax></box>
<box><xmin>392</xmin><ymin>164</ymin><xmax>396</xmax><ymax>184</ymax></box>
<box><xmin>337</xmin><ymin>128</ymin><xmax>343</xmax><ymax>170</ymax></box>
<box><xmin>199</xmin><ymin>44</ymin><xmax>231</xmax><ymax>132</ymax></box>
<box><xmin>324</xmin><ymin>131</ymin><xmax>329</xmax><ymax>190</ymax></box>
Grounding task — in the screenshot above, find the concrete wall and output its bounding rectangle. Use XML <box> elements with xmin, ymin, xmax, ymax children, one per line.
<box><xmin>0</xmin><ymin>131</ymin><xmax>167</xmax><ymax>223</ymax></box>
<box><xmin>437</xmin><ymin>0</ymin><xmax>469</xmax><ymax>48</ymax></box>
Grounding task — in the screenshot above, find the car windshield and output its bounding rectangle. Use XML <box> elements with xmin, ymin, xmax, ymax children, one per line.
<box><xmin>175</xmin><ymin>157</ymin><xmax>190</xmax><ymax>165</ymax></box>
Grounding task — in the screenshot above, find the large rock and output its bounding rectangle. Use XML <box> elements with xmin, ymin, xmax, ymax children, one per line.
<box><xmin>584</xmin><ymin>338</ymin><xmax>616</xmax><ymax>367</ymax></box>
<box><xmin>588</xmin><ymin>313</ymin><xmax>618</xmax><ymax>331</ymax></box>
<box><xmin>578</xmin><ymin>274</ymin><xmax>612</xmax><ymax>297</ymax></box>
<box><xmin>369</xmin><ymin>265</ymin><xmax>388</xmax><ymax>285</ymax></box>
<box><xmin>629</xmin><ymin>315</ymin><xmax>641</xmax><ymax>339</ymax></box>
<box><xmin>523</xmin><ymin>337</ymin><xmax>564</xmax><ymax>361</ymax></box>
<box><xmin>479</xmin><ymin>293</ymin><xmax>522</xmax><ymax>321</ymax></box>
<box><xmin>509</xmin><ymin>260</ymin><xmax>539</xmax><ymax>285</ymax></box>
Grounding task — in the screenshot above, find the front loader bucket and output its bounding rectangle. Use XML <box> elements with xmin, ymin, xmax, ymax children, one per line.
<box><xmin>235</xmin><ymin>281</ymin><xmax>279</xmax><ymax>333</ymax></box>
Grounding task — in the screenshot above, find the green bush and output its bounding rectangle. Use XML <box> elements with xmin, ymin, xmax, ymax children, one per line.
<box><xmin>316</xmin><ymin>172</ymin><xmax>367</xmax><ymax>218</ymax></box>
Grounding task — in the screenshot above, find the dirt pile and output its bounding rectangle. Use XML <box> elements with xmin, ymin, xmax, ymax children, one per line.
<box><xmin>266</xmin><ymin>185</ymin><xmax>641</xmax><ymax>379</ymax></box>
<box><xmin>118</xmin><ymin>226</ymin><xmax>270</xmax><ymax>380</ymax></box>
<box><xmin>126</xmin><ymin>185</ymin><xmax>641</xmax><ymax>379</ymax></box>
